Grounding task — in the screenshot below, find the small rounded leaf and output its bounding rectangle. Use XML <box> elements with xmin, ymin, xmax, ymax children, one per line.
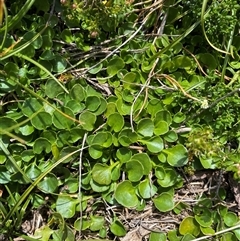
<box><xmin>86</xmin><ymin>96</ymin><xmax>101</xmax><ymax>111</ymax></box>
<box><xmin>79</xmin><ymin>111</ymin><xmax>96</xmax><ymax>131</ymax></box>
<box><xmin>51</xmin><ymin>55</ymin><xmax>67</xmax><ymax>72</ymax></box>
<box><xmin>70</xmin><ymin>84</ymin><xmax>85</xmax><ymax>102</ymax></box>
<box><xmin>179</xmin><ymin>217</ymin><xmax>200</xmax><ymax>236</ymax></box>
<box><xmin>131</xmin><ymin>153</ymin><xmax>152</xmax><ymax>175</ymax></box>
<box><xmin>92</xmin><ymin>164</ymin><xmax>112</xmax><ymax>185</ymax></box>
<box><xmin>110</xmin><ymin>219</ymin><xmax>126</xmax><ymax>237</ymax></box>
<box><xmin>138</xmin><ymin>179</ymin><xmax>157</xmax><ymax>199</ymax></box>
<box><xmin>22</xmin><ymin>98</ymin><xmax>43</xmax><ymax>117</ymax></box>
<box><xmin>115</xmin><ymin>181</ymin><xmax>138</xmax><ymax>208</ymax></box>
<box><xmin>224</xmin><ymin>212</ymin><xmax>238</xmax><ymax>227</ymax></box>
<box><xmin>164</xmin><ymin>144</ymin><xmax>188</xmax><ymax>167</ymax></box>
<box><xmin>38</xmin><ymin>173</ymin><xmax>58</xmax><ymax>193</ymax></box>
<box><xmin>153</xmin><ymin>193</ymin><xmax>174</xmax><ymax>212</ymax></box>
<box><xmin>31</xmin><ymin>112</ymin><xmax>52</xmax><ymax>130</ymax></box>
<box><xmin>52</xmin><ymin>107</ymin><xmax>75</xmax><ymax>129</ymax></box>
<box><xmin>139</xmin><ymin>136</ymin><xmax>164</xmax><ymax>153</ymax></box>
<box><xmin>45</xmin><ymin>79</ymin><xmax>65</xmax><ymax>98</ymax></box>
<box><xmin>195</xmin><ymin>209</ymin><xmax>213</xmax><ymax>227</ymax></box>
<box><xmin>149</xmin><ymin>232</ymin><xmax>166</xmax><ymax>241</ymax></box>
<box><xmin>107</xmin><ymin>113</ymin><xmax>124</xmax><ymax>132</ymax></box>
<box><xmin>137</xmin><ymin>118</ymin><xmax>154</xmax><ymax>137</ymax></box>
<box><xmin>56</xmin><ymin>195</ymin><xmax>77</xmax><ymax>218</ymax></box>
<box><xmin>154</xmin><ymin>121</ymin><xmax>169</xmax><ymax>135</ymax></box>
<box><xmin>33</xmin><ymin>137</ymin><xmax>51</xmax><ymax>154</ymax></box>
<box><xmin>126</xmin><ymin>160</ymin><xmax>144</xmax><ymax>182</ymax></box>
<box><xmin>107</xmin><ymin>57</ymin><xmax>125</xmax><ymax>76</ymax></box>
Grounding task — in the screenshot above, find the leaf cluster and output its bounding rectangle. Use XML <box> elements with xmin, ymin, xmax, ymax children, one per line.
<box><xmin>0</xmin><ymin>0</ymin><xmax>239</xmax><ymax>240</ymax></box>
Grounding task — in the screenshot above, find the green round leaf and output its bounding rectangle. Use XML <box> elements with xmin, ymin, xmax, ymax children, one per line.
<box><xmin>131</xmin><ymin>153</ymin><xmax>152</xmax><ymax>175</ymax></box>
<box><xmin>221</xmin><ymin>232</ymin><xmax>237</xmax><ymax>241</ymax></box>
<box><xmin>90</xmin><ymin>179</ymin><xmax>110</xmax><ymax>193</ymax></box>
<box><xmin>137</xmin><ymin>118</ymin><xmax>154</xmax><ymax>137</ymax></box>
<box><xmin>66</xmin><ymin>100</ymin><xmax>85</xmax><ymax>114</ymax></box>
<box><xmin>168</xmin><ymin>230</ymin><xmax>182</xmax><ymax>241</ymax></box>
<box><xmin>25</xmin><ymin>164</ymin><xmax>41</xmax><ymax>180</ymax></box>
<box><xmin>38</xmin><ymin>173</ymin><xmax>58</xmax><ymax>193</ymax></box>
<box><xmin>41</xmin><ymin>130</ymin><xmax>56</xmax><ymax>144</ymax></box>
<box><xmin>4</xmin><ymin>62</ymin><xmax>19</xmax><ymax>78</ymax></box>
<box><xmin>18</xmin><ymin>123</ymin><xmax>34</xmax><ymax>136</ymax></box>
<box><xmin>88</xmin><ymin>63</ymin><xmax>103</xmax><ymax>74</ymax></box>
<box><xmin>70</xmin><ymin>84</ymin><xmax>85</xmax><ymax>102</ymax></box>
<box><xmin>51</xmin><ymin>55</ymin><xmax>67</xmax><ymax>72</ymax></box>
<box><xmin>79</xmin><ymin>111</ymin><xmax>96</xmax><ymax>131</ymax></box>
<box><xmin>0</xmin><ymin>117</ymin><xmax>18</xmax><ymax>130</ymax></box>
<box><xmin>224</xmin><ymin>212</ymin><xmax>238</xmax><ymax>227</ymax></box>
<box><xmin>86</xmin><ymin>96</ymin><xmax>101</xmax><ymax>111</ymax></box>
<box><xmin>31</xmin><ymin>111</ymin><xmax>52</xmax><ymax>130</ymax></box>
<box><xmin>61</xmin><ymin>29</ymin><xmax>75</xmax><ymax>43</ymax></box>
<box><xmin>164</xmin><ymin>144</ymin><xmax>188</xmax><ymax>167</ymax></box>
<box><xmin>0</xmin><ymin>167</ymin><xmax>11</xmax><ymax>184</ymax></box>
<box><xmin>115</xmin><ymin>181</ymin><xmax>138</xmax><ymax>208</ymax></box>
<box><xmin>33</xmin><ymin>137</ymin><xmax>52</xmax><ymax>154</ymax></box>
<box><xmin>147</xmin><ymin>98</ymin><xmax>164</xmax><ymax>117</ymax></box>
<box><xmin>107</xmin><ymin>57</ymin><xmax>125</xmax><ymax>76</ymax></box>
<box><xmin>89</xmin><ymin>146</ymin><xmax>103</xmax><ymax>159</ymax></box>
<box><xmin>179</xmin><ymin>217</ymin><xmax>200</xmax><ymax>236</ymax></box>
<box><xmin>197</xmin><ymin>53</ymin><xmax>217</xmax><ymax>70</ymax></box>
<box><xmin>200</xmin><ymin>226</ymin><xmax>215</xmax><ymax>235</ymax></box>
<box><xmin>149</xmin><ymin>232</ymin><xmax>167</xmax><ymax>241</ymax></box>
<box><xmin>92</xmin><ymin>164</ymin><xmax>112</xmax><ymax>185</ymax></box>
<box><xmin>110</xmin><ymin>219</ymin><xmax>126</xmax><ymax>237</ymax></box>
<box><xmin>126</xmin><ymin>159</ymin><xmax>144</xmax><ymax>182</ymax></box>
<box><xmin>234</xmin><ymin>229</ymin><xmax>240</xmax><ymax>240</ymax></box>
<box><xmin>40</xmin><ymin>49</ymin><xmax>55</xmax><ymax>60</ymax></box>
<box><xmin>181</xmin><ymin>234</ymin><xmax>196</xmax><ymax>241</ymax></box>
<box><xmin>154</xmin><ymin>121</ymin><xmax>169</xmax><ymax>135</ymax></box>
<box><xmin>118</xmin><ymin>128</ymin><xmax>138</xmax><ymax>146</ymax></box>
<box><xmin>157</xmin><ymin>168</ymin><xmax>178</xmax><ymax>187</ymax></box>
<box><xmin>173</xmin><ymin>112</ymin><xmax>186</xmax><ymax>123</ymax></box>
<box><xmin>195</xmin><ymin>209</ymin><xmax>213</xmax><ymax>227</ymax></box>
<box><xmin>163</xmin><ymin>130</ymin><xmax>178</xmax><ymax>142</ymax></box>
<box><xmin>173</xmin><ymin>55</ymin><xmax>193</xmax><ymax>69</ymax></box>
<box><xmin>74</xmin><ymin>218</ymin><xmax>90</xmax><ymax>231</ymax></box>
<box><xmin>155</xmin><ymin>110</ymin><xmax>172</xmax><ymax>125</ymax></box>
<box><xmin>94</xmin><ymin>97</ymin><xmax>107</xmax><ymax>116</ymax></box>
<box><xmin>52</xmin><ymin>107</ymin><xmax>75</xmax><ymax>129</ymax></box>
<box><xmin>116</xmin><ymin>148</ymin><xmax>132</xmax><ymax>164</ymax></box>
<box><xmin>107</xmin><ymin>113</ymin><xmax>124</xmax><ymax>132</ymax></box>
<box><xmin>155</xmin><ymin>166</ymin><xmax>165</xmax><ymax>180</ymax></box>
<box><xmin>90</xmin><ymin>215</ymin><xmax>105</xmax><ymax>232</ymax></box>
<box><xmin>139</xmin><ymin>136</ymin><xmax>164</xmax><ymax>153</ymax></box>
<box><xmin>91</xmin><ymin>132</ymin><xmax>113</xmax><ymax>148</ymax></box>
<box><xmin>56</xmin><ymin>195</ymin><xmax>77</xmax><ymax>218</ymax></box>
<box><xmin>22</xmin><ymin>98</ymin><xmax>43</xmax><ymax>117</ymax></box>
<box><xmin>153</xmin><ymin>193</ymin><xmax>174</xmax><ymax>212</ymax></box>
<box><xmin>64</xmin><ymin>178</ymin><xmax>78</xmax><ymax>193</ymax></box>
<box><xmin>45</xmin><ymin>79</ymin><xmax>65</xmax><ymax>98</ymax></box>
<box><xmin>138</xmin><ymin>179</ymin><xmax>157</xmax><ymax>199</ymax></box>
<box><xmin>21</xmin><ymin>150</ymin><xmax>34</xmax><ymax>162</ymax></box>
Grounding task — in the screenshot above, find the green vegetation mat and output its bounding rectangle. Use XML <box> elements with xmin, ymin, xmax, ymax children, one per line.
<box><xmin>0</xmin><ymin>0</ymin><xmax>240</xmax><ymax>240</ymax></box>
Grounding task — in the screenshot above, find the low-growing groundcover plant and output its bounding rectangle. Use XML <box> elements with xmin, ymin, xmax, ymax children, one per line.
<box><xmin>0</xmin><ymin>0</ymin><xmax>240</xmax><ymax>240</ymax></box>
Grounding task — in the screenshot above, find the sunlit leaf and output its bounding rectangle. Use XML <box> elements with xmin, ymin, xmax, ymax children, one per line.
<box><xmin>107</xmin><ymin>57</ymin><xmax>125</xmax><ymax>76</ymax></box>
<box><xmin>163</xmin><ymin>144</ymin><xmax>188</xmax><ymax>167</ymax></box>
<box><xmin>56</xmin><ymin>195</ymin><xmax>77</xmax><ymax>218</ymax></box>
<box><xmin>92</xmin><ymin>163</ymin><xmax>112</xmax><ymax>185</ymax></box>
<box><xmin>153</xmin><ymin>193</ymin><xmax>174</xmax><ymax>212</ymax></box>
<box><xmin>179</xmin><ymin>217</ymin><xmax>200</xmax><ymax>236</ymax></box>
<box><xmin>115</xmin><ymin>181</ymin><xmax>138</xmax><ymax>208</ymax></box>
